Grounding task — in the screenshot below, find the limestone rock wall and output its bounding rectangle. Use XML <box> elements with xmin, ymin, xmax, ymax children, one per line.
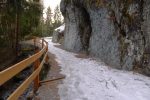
<box><xmin>60</xmin><ymin>0</ymin><xmax>150</xmax><ymax>74</ymax></box>
<box><xmin>143</xmin><ymin>0</ymin><xmax>150</xmax><ymax>75</ymax></box>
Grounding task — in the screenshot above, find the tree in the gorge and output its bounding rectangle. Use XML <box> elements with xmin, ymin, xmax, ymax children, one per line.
<box><xmin>0</xmin><ymin>0</ymin><xmax>43</xmax><ymax>67</ymax></box>
<box><xmin>53</xmin><ymin>5</ymin><xmax>62</xmax><ymax>28</ymax></box>
<box><xmin>20</xmin><ymin>1</ymin><xmax>43</xmax><ymax>37</ymax></box>
<box><xmin>45</xmin><ymin>6</ymin><xmax>53</xmax><ymax>36</ymax></box>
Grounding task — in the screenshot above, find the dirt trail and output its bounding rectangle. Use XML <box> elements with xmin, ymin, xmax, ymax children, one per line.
<box><xmin>38</xmin><ymin>38</ymin><xmax>150</xmax><ymax>100</ymax></box>
<box><xmin>37</xmin><ymin>52</ymin><xmax>65</xmax><ymax>100</ymax></box>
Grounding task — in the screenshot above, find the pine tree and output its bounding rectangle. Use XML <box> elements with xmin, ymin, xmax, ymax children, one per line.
<box><xmin>45</xmin><ymin>6</ymin><xmax>53</xmax><ymax>36</ymax></box>
<box><xmin>0</xmin><ymin>0</ymin><xmax>43</xmax><ymax>65</ymax></box>
<box><xmin>53</xmin><ymin>5</ymin><xmax>62</xmax><ymax>28</ymax></box>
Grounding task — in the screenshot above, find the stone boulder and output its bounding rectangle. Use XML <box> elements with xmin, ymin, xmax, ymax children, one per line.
<box><xmin>52</xmin><ymin>24</ymin><xmax>65</xmax><ymax>43</ymax></box>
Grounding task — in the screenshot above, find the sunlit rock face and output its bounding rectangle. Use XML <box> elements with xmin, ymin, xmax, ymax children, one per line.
<box><xmin>60</xmin><ymin>0</ymin><xmax>150</xmax><ymax>74</ymax></box>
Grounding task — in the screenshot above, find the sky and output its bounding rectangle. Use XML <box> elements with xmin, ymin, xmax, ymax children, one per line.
<box><xmin>43</xmin><ymin>0</ymin><xmax>61</xmax><ymax>18</ymax></box>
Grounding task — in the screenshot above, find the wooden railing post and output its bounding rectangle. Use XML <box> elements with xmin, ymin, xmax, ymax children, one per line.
<box><xmin>42</xmin><ymin>39</ymin><xmax>44</xmax><ymax>48</ymax></box>
<box><xmin>33</xmin><ymin>40</ymin><xmax>40</xmax><ymax>93</ymax></box>
<box><xmin>34</xmin><ymin>57</ymin><xmax>40</xmax><ymax>93</ymax></box>
<box><xmin>45</xmin><ymin>43</ymin><xmax>49</xmax><ymax>64</ymax></box>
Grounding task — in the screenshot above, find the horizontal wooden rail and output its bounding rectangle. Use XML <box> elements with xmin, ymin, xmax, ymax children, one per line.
<box><xmin>0</xmin><ymin>47</ymin><xmax>46</xmax><ymax>85</ymax></box>
<box><xmin>0</xmin><ymin>38</ymin><xmax>49</xmax><ymax>100</ymax></box>
<box><xmin>40</xmin><ymin>76</ymin><xmax>65</xmax><ymax>84</ymax></box>
<box><xmin>8</xmin><ymin>52</ymin><xmax>48</xmax><ymax>100</ymax></box>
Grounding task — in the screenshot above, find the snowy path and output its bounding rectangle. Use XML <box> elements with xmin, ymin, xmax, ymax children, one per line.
<box><xmin>45</xmin><ymin>38</ymin><xmax>150</xmax><ymax>100</ymax></box>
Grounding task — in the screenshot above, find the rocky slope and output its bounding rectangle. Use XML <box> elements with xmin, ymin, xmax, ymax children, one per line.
<box><xmin>60</xmin><ymin>0</ymin><xmax>150</xmax><ymax>75</ymax></box>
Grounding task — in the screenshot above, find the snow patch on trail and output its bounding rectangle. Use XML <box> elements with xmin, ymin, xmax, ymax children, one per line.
<box><xmin>45</xmin><ymin>38</ymin><xmax>150</xmax><ymax>100</ymax></box>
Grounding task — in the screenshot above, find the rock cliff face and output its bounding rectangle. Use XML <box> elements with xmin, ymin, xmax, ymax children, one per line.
<box><xmin>60</xmin><ymin>0</ymin><xmax>150</xmax><ymax>75</ymax></box>
<box><xmin>143</xmin><ymin>0</ymin><xmax>150</xmax><ymax>74</ymax></box>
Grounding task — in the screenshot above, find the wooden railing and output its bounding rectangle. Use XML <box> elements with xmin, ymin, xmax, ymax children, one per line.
<box><xmin>0</xmin><ymin>38</ymin><xmax>49</xmax><ymax>100</ymax></box>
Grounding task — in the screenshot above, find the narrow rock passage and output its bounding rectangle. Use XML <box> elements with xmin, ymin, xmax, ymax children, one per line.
<box><xmin>42</xmin><ymin>38</ymin><xmax>150</xmax><ymax>100</ymax></box>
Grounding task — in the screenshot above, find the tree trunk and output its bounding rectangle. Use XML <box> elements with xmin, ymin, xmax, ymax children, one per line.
<box><xmin>15</xmin><ymin>13</ymin><xmax>19</xmax><ymax>57</ymax></box>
